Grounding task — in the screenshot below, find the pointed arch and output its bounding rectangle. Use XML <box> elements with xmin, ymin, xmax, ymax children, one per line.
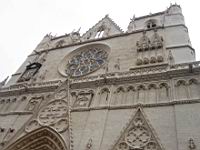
<box><xmin>175</xmin><ymin>80</ymin><xmax>188</xmax><ymax>100</ymax></box>
<box><xmin>5</xmin><ymin>126</ymin><xmax>68</xmax><ymax>150</ymax></box>
<box><xmin>126</xmin><ymin>86</ymin><xmax>136</xmax><ymax>105</ymax></box>
<box><xmin>158</xmin><ymin>83</ymin><xmax>170</xmax><ymax>102</ymax></box>
<box><xmin>112</xmin><ymin>86</ymin><xmax>126</xmax><ymax>105</ymax></box>
<box><xmin>147</xmin><ymin>84</ymin><xmax>157</xmax><ymax>104</ymax></box>
<box><xmin>188</xmin><ymin>78</ymin><xmax>199</xmax><ymax>99</ymax></box>
<box><xmin>137</xmin><ymin>84</ymin><xmax>146</xmax><ymax>103</ymax></box>
<box><xmin>98</xmin><ymin>87</ymin><xmax>110</xmax><ymax>106</ymax></box>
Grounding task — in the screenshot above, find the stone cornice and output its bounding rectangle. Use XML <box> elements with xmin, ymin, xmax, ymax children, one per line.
<box><xmin>0</xmin><ymin>80</ymin><xmax>62</xmax><ymax>97</ymax></box>
<box><xmin>2</xmin><ymin>62</ymin><xmax>200</xmax><ymax>96</ymax></box>
<box><xmin>70</xmin><ymin>61</ymin><xmax>200</xmax><ymax>89</ymax></box>
<box><xmin>166</xmin><ymin>44</ymin><xmax>194</xmax><ymax>51</ymax></box>
<box><xmin>71</xmin><ymin>98</ymin><xmax>200</xmax><ymax>112</ymax></box>
<box><xmin>0</xmin><ymin>111</ymin><xmax>33</xmax><ymax>116</ymax></box>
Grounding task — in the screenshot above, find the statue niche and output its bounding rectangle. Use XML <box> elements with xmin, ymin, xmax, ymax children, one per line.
<box><xmin>150</xmin><ymin>29</ymin><xmax>163</xmax><ymax>49</ymax></box>
<box><xmin>97</xmin><ymin>88</ymin><xmax>110</xmax><ymax>106</ymax></box>
<box><xmin>188</xmin><ymin>79</ymin><xmax>199</xmax><ymax>99</ymax></box>
<box><xmin>175</xmin><ymin>80</ymin><xmax>188</xmax><ymax>100</ymax></box>
<box><xmin>25</xmin><ymin>96</ymin><xmax>44</xmax><ymax>111</ymax></box>
<box><xmin>73</xmin><ymin>90</ymin><xmax>94</xmax><ymax>108</ymax></box>
<box><xmin>147</xmin><ymin>84</ymin><xmax>157</xmax><ymax>104</ymax></box>
<box><xmin>126</xmin><ymin>86</ymin><xmax>136</xmax><ymax>105</ymax></box>
<box><xmin>136</xmin><ymin>31</ymin><xmax>150</xmax><ymax>52</ymax></box>
<box><xmin>158</xmin><ymin>83</ymin><xmax>169</xmax><ymax>102</ymax></box>
<box><xmin>112</xmin><ymin>87</ymin><xmax>126</xmax><ymax>105</ymax></box>
<box><xmin>137</xmin><ymin>85</ymin><xmax>146</xmax><ymax>103</ymax></box>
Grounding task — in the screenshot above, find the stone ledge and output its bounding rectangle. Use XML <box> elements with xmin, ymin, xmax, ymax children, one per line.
<box><xmin>71</xmin><ymin>98</ymin><xmax>200</xmax><ymax>112</ymax></box>
<box><xmin>0</xmin><ymin>111</ymin><xmax>33</xmax><ymax>116</ymax></box>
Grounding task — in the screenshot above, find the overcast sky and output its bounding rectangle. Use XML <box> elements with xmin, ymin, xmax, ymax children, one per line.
<box><xmin>0</xmin><ymin>0</ymin><xmax>199</xmax><ymax>81</ymax></box>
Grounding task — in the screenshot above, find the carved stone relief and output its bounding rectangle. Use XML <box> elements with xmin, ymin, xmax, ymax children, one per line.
<box><xmin>38</xmin><ymin>100</ymin><xmax>68</xmax><ymax>133</ymax></box>
<box><xmin>55</xmin><ymin>89</ymin><xmax>67</xmax><ymax>99</ymax></box>
<box><xmin>25</xmin><ymin>120</ymin><xmax>40</xmax><ymax>133</ymax></box>
<box><xmin>25</xmin><ymin>96</ymin><xmax>44</xmax><ymax>111</ymax></box>
<box><xmin>136</xmin><ymin>30</ymin><xmax>164</xmax><ymax>66</ymax></box>
<box><xmin>150</xmin><ymin>30</ymin><xmax>163</xmax><ymax>49</ymax></box>
<box><xmin>136</xmin><ymin>31</ymin><xmax>150</xmax><ymax>51</ymax></box>
<box><xmin>112</xmin><ymin>108</ymin><xmax>163</xmax><ymax>150</ymax></box>
<box><xmin>72</xmin><ymin>90</ymin><xmax>94</xmax><ymax>108</ymax></box>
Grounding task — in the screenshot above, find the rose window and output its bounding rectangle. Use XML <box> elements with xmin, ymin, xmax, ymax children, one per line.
<box><xmin>66</xmin><ymin>47</ymin><xmax>108</xmax><ymax>77</ymax></box>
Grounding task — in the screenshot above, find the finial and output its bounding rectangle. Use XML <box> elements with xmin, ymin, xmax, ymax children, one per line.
<box><xmin>130</xmin><ymin>14</ymin><xmax>136</xmax><ymax>22</ymax></box>
<box><xmin>0</xmin><ymin>76</ymin><xmax>9</xmax><ymax>88</ymax></box>
<box><xmin>105</xmin><ymin>14</ymin><xmax>109</xmax><ymax>18</ymax></box>
<box><xmin>77</xmin><ymin>27</ymin><xmax>81</xmax><ymax>33</ymax></box>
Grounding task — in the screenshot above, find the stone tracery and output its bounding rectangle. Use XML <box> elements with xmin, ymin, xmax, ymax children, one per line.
<box><xmin>66</xmin><ymin>47</ymin><xmax>108</xmax><ymax>77</ymax></box>
<box><xmin>113</xmin><ymin>108</ymin><xmax>163</xmax><ymax>150</ymax></box>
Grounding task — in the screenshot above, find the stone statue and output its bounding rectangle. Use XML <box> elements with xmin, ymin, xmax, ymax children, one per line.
<box><xmin>127</xmin><ymin>14</ymin><xmax>136</xmax><ymax>32</ymax></box>
<box><xmin>188</xmin><ymin>138</ymin><xmax>196</xmax><ymax>150</ymax></box>
<box><xmin>86</xmin><ymin>139</ymin><xmax>92</xmax><ymax>150</ymax></box>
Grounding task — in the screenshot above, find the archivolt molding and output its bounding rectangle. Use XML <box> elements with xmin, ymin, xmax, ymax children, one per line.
<box><xmin>4</xmin><ymin>127</ymin><xmax>68</xmax><ymax>150</ymax></box>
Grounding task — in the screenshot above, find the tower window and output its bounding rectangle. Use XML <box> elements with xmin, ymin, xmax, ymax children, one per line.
<box><xmin>95</xmin><ymin>30</ymin><xmax>104</xmax><ymax>38</ymax></box>
<box><xmin>146</xmin><ymin>20</ymin><xmax>157</xmax><ymax>29</ymax></box>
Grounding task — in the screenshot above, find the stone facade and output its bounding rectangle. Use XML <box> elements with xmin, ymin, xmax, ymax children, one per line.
<box><xmin>0</xmin><ymin>3</ymin><xmax>200</xmax><ymax>150</ymax></box>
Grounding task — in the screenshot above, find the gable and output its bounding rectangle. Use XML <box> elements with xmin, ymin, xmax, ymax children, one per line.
<box><xmin>111</xmin><ymin>107</ymin><xmax>164</xmax><ymax>150</ymax></box>
<box><xmin>82</xmin><ymin>15</ymin><xmax>123</xmax><ymax>41</ymax></box>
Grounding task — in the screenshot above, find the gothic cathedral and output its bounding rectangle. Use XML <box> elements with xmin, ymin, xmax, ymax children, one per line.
<box><xmin>0</xmin><ymin>4</ymin><xmax>199</xmax><ymax>150</ymax></box>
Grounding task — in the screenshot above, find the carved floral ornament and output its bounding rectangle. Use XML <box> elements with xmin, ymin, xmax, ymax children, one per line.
<box><xmin>58</xmin><ymin>44</ymin><xmax>110</xmax><ymax>78</ymax></box>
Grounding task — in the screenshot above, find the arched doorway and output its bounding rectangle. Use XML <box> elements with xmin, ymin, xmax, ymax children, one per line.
<box><xmin>4</xmin><ymin>126</ymin><xmax>68</xmax><ymax>150</ymax></box>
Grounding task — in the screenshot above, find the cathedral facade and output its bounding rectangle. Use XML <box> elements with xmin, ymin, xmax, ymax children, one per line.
<box><xmin>0</xmin><ymin>4</ymin><xmax>200</xmax><ymax>150</ymax></box>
